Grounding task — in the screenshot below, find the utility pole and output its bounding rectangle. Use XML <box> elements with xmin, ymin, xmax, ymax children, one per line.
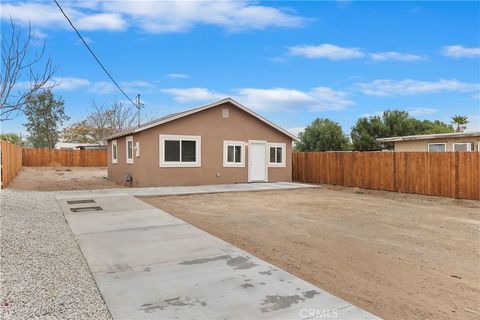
<box><xmin>135</xmin><ymin>94</ymin><xmax>144</xmax><ymax>127</ymax></box>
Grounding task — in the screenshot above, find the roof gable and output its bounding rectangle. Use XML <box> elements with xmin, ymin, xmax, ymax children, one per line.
<box><xmin>107</xmin><ymin>98</ymin><xmax>298</xmax><ymax>141</ymax></box>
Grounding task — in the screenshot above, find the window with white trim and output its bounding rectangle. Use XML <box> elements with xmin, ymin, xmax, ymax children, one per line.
<box><xmin>160</xmin><ymin>134</ymin><xmax>201</xmax><ymax>167</ymax></box>
<box><xmin>453</xmin><ymin>142</ymin><xmax>471</xmax><ymax>152</ymax></box>
<box><xmin>427</xmin><ymin>143</ymin><xmax>446</xmax><ymax>152</ymax></box>
<box><xmin>111</xmin><ymin>140</ymin><xmax>118</xmax><ymax>164</ymax></box>
<box><xmin>268</xmin><ymin>143</ymin><xmax>286</xmax><ymax>167</ymax></box>
<box><xmin>126</xmin><ymin>136</ymin><xmax>134</xmax><ymax>164</ymax></box>
<box><xmin>223</xmin><ymin>141</ymin><xmax>245</xmax><ymax>167</ymax></box>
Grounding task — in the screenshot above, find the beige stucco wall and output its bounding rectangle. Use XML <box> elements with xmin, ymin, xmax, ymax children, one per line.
<box><xmin>394</xmin><ymin>137</ymin><xmax>480</xmax><ymax>151</ymax></box>
<box><xmin>107</xmin><ymin>102</ymin><xmax>293</xmax><ymax>187</ymax></box>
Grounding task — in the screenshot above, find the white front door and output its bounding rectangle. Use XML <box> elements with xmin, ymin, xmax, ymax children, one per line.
<box><xmin>248</xmin><ymin>141</ymin><xmax>267</xmax><ymax>182</ymax></box>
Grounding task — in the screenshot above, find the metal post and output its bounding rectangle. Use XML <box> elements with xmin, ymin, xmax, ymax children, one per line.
<box><xmin>135</xmin><ymin>94</ymin><xmax>144</xmax><ymax>127</ymax></box>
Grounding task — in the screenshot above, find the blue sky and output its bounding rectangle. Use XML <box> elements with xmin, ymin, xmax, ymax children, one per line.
<box><xmin>1</xmin><ymin>0</ymin><xmax>479</xmax><ymax>136</ymax></box>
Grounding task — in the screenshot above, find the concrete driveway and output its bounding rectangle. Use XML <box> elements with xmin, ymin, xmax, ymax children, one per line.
<box><xmin>56</xmin><ymin>186</ymin><xmax>379</xmax><ymax>319</ymax></box>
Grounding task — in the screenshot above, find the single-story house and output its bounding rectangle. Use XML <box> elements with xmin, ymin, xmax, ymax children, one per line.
<box><xmin>378</xmin><ymin>131</ymin><xmax>480</xmax><ymax>152</ymax></box>
<box><xmin>106</xmin><ymin>98</ymin><xmax>298</xmax><ymax>187</ymax></box>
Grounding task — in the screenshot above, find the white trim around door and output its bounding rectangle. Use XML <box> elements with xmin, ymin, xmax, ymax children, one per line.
<box><xmin>248</xmin><ymin>140</ymin><xmax>268</xmax><ymax>182</ymax></box>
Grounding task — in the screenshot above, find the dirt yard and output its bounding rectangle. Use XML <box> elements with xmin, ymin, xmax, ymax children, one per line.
<box><xmin>140</xmin><ymin>186</ymin><xmax>480</xmax><ymax>320</ymax></box>
<box><xmin>8</xmin><ymin>167</ymin><xmax>121</xmax><ymax>191</ymax></box>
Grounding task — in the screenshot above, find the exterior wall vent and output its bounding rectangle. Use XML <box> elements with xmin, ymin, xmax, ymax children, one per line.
<box><xmin>222</xmin><ymin>108</ymin><xmax>229</xmax><ymax>118</ymax></box>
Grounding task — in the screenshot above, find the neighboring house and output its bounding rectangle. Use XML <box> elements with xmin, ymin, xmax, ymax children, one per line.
<box><xmin>378</xmin><ymin>132</ymin><xmax>480</xmax><ymax>152</ymax></box>
<box><xmin>106</xmin><ymin>98</ymin><xmax>298</xmax><ymax>187</ymax></box>
<box><xmin>55</xmin><ymin>142</ymin><xmax>106</xmax><ymax>150</ymax></box>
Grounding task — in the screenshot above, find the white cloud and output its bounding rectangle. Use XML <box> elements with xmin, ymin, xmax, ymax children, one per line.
<box><xmin>161</xmin><ymin>86</ymin><xmax>354</xmax><ymax>112</ymax></box>
<box><xmin>167</xmin><ymin>73</ymin><xmax>190</xmax><ymax>79</ymax></box>
<box><xmin>17</xmin><ymin>76</ymin><xmax>155</xmax><ymax>96</ymax></box>
<box><xmin>288</xmin><ymin>44</ymin><xmax>365</xmax><ymax>60</ymax></box>
<box><xmin>17</xmin><ymin>77</ymin><xmax>90</xmax><ymax>91</ymax></box>
<box><xmin>441</xmin><ymin>45</ymin><xmax>480</xmax><ymax>58</ymax></box>
<box><xmin>287</xmin><ymin>44</ymin><xmax>426</xmax><ymax>62</ymax></box>
<box><xmin>161</xmin><ymin>88</ymin><xmax>225</xmax><ymax>102</ymax></box>
<box><xmin>1</xmin><ymin>1</ymin><xmax>305</xmax><ymax>33</ymax></box>
<box><xmin>55</xmin><ymin>77</ymin><xmax>91</xmax><ymax>90</ymax></box>
<box><xmin>75</xmin><ymin>13</ymin><xmax>126</xmax><ymax>31</ymax></box>
<box><xmin>88</xmin><ymin>81</ymin><xmax>115</xmax><ymax>94</ymax></box>
<box><xmin>407</xmin><ymin>107</ymin><xmax>437</xmax><ymax>116</ymax></box>
<box><xmin>309</xmin><ymin>87</ymin><xmax>355</xmax><ymax>111</ymax></box>
<box><xmin>370</xmin><ymin>51</ymin><xmax>426</xmax><ymax>61</ymax></box>
<box><xmin>1</xmin><ymin>3</ymin><xmax>67</xmax><ymax>28</ymax></box>
<box><xmin>356</xmin><ymin>79</ymin><xmax>480</xmax><ymax>96</ymax></box>
<box><xmin>236</xmin><ymin>88</ymin><xmax>314</xmax><ymax>111</ymax></box>
<box><xmin>89</xmin><ymin>80</ymin><xmax>156</xmax><ymax>94</ymax></box>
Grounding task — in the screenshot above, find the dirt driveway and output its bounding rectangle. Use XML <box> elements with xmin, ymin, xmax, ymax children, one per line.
<box><xmin>140</xmin><ymin>186</ymin><xmax>480</xmax><ymax>320</ymax></box>
<box><xmin>8</xmin><ymin>167</ymin><xmax>121</xmax><ymax>191</ymax></box>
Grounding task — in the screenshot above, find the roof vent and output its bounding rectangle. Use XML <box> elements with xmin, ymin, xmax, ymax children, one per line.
<box><xmin>222</xmin><ymin>108</ymin><xmax>229</xmax><ymax>118</ymax></box>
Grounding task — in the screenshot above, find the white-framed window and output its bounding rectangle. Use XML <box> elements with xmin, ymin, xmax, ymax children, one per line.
<box><xmin>427</xmin><ymin>143</ymin><xmax>446</xmax><ymax>152</ymax></box>
<box><xmin>268</xmin><ymin>143</ymin><xmax>286</xmax><ymax>167</ymax></box>
<box><xmin>478</xmin><ymin>141</ymin><xmax>480</xmax><ymax>152</ymax></box>
<box><xmin>111</xmin><ymin>140</ymin><xmax>118</xmax><ymax>164</ymax></box>
<box><xmin>223</xmin><ymin>141</ymin><xmax>245</xmax><ymax>167</ymax></box>
<box><xmin>126</xmin><ymin>136</ymin><xmax>134</xmax><ymax>164</ymax></box>
<box><xmin>135</xmin><ymin>141</ymin><xmax>140</xmax><ymax>157</ymax></box>
<box><xmin>453</xmin><ymin>142</ymin><xmax>471</xmax><ymax>152</ymax></box>
<box><xmin>159</xmin><ymin>134</ymin><xmax>201</xmax><ymax>167</ymax></box>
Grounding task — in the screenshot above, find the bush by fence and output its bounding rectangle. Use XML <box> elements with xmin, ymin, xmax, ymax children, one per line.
<box><xmin>1</xmin><ymin>140</ymin><xmax>23</xmax><ymax>189</ymax></box>
<box><xmin>293</xmin><ymin>151</ymin><xmax>479</xmax><ymax>200</ymax></box>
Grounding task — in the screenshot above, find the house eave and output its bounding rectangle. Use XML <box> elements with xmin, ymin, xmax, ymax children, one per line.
<box><xmin>106</xmin><ymin>98</ymin><xmax>299</xmax><ymax>141</ymax></box>
<box><xmin>377</xmin><ymin>131</ymin><xmax>480</xmax><ymax>143</ymax></box>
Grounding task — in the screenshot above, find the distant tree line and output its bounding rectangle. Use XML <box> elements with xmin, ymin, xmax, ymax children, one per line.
<box><xmin>295</xmin><ymin>110</ymin><xmax>466</xmax><ymax>152</ymax></box>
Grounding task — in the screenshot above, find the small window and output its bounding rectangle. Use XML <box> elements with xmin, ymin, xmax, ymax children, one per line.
<box><xmin>268</xmin><ymin>143</ymin><xmax>286</xmax><ymax>167</ymax></box>
<box><xmin>223</xmin><ymin>141</ymin><xmax>245</xmax><ymax>167</ymax></box>
<box><xmin>453</xmin><ymin>143</ymin><xmax>471</xmax><ymax>152</ymax></box>
<box><xmin>160</xmin><ymin>135</ymin><xmax>201</xmax><ymax>167</ymax></box>
<box><xmin>126</xmin><ymin>136</ymin><xmax>134</xmax><ymax>164</ymax></box>
<box><xmin>428</xmin><ymin>143</ymin><xmax>446</xmax><ymax>152</ymax></box>
<box><xmin>112</xmin><ymin>140</ymin><xmax>118</xmax><ymax>164</ymax></box>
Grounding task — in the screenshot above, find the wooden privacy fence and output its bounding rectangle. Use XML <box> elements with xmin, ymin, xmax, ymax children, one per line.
<box><xmin>1</xmin><ymin>141</ymin><xmax>23</xmax><ymax>189</ymax></box>
<box><xmin>293</xmin><ymin>152</ymin><xmax>480</xmax><ymax>200</ymax></box>
<box><xmin>22</xmin><ymin>148</ymin><xmax>107</xmax><ymax>167</ymax></box>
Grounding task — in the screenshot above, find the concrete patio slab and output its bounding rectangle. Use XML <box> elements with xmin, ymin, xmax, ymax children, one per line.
<box><xmin>56</xmin><ymin>187</ymin><xmax>379</xmax><ymax>320</ymax></box>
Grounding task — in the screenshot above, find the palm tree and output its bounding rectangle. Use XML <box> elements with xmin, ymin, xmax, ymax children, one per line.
<box><xmin>451</xmin><ymin>115</ymin><xmax>469</xmax><ymax>133</ymax></box>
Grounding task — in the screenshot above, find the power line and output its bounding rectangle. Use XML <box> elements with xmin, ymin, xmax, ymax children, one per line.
<box><xmin>52</xmin><ymin>0</ymin><xmax>137</xmax><ymax>108</ymax></box>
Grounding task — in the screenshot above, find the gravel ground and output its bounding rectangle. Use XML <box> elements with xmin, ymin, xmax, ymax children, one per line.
<box><xmin>0</xmin><ymin>189</ymin><xmax>111</xmax><ymax>320</ymax></box>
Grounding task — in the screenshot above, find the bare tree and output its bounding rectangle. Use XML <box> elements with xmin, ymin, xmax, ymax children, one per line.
<box><xmin>1</xmin><ymin>19</ymin><xmax>58</xmax><ymax>121</ymax></box>
<box><xmin>86</xmin><ymin>100</ymin><xmax>137</xmax><ymax>144</ymax></box>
